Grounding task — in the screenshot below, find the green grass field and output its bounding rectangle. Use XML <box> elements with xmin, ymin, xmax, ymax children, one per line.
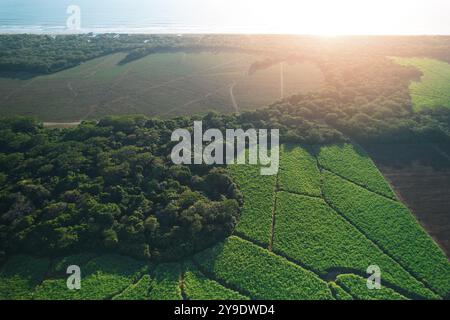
<box><xmin>1</xmin><ymin>143</ymin><xmax>449</xmax><ymax>300</ymax></box>
<box><xmin>0</xmin><ymin>52</ymin><xmax>324</xmax><ymax>121</ymax></box>
<box><xmin>393</xmin><ymin>57</ymin><xmax>450</xmax><ymax>111</ymax></box>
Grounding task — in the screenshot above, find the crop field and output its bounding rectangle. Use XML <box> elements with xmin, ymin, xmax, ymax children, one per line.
<box><xmin>393</xmin><ymin>57</ymin><xmax>450</xmax><ymax>111</ymax></box>
<box><xmin>183</xmin><ymin>262</ymin><xmax>249</xmax><ymax>300</ymax></box>
<box><xmin>322</xmin><ymin>171</ymin><xmax>450</xmax><ymax>297</ymax></box>
<box><xmin>273</xmin><ymin>192</ymin><xmax>435</xmax><ymax>298</ymax></box>
<box><xmin>335</xmin><ymin>274</ymin><xmax>407</xmax><ymax>300</ymax></box>
<box><xmin>279</xmin><ymin>144</ymin><xmax>321</xmax><ymax>196</ymax></box>
<box><xmin>0</xmin><ymin>52</ymin><xmax>324</xmax><ymax>121</ymax></box>
<box><xmin>1</xmin><ymin>143</ymin><xmax>449</xmax><ymax>300</ymax></box>
<box><xmin>315</xmin><ymin>144</ymin><xmax>395</xmax><ymax>198</ymax></box>
<box><xmin>228</xmin><ymin>161</ymin><xmax>276</xmax><ymax>245</ymax></box>
<box><xmin>193</xmin><ymin>236</ymin><xmax>333</xmax><ymax>300</ymax></box>
<box><xmin>364</xmin><ymin>143</ymin><xmax>450</xmax><ymax>256</ymax></box>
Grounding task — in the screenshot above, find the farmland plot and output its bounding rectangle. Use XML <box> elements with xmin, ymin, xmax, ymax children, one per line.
<box><xmin>279</xmin><ymin>144</ymin><xmax>321</xmax><ymax>196</ymax></box>
<box><xmin>322</xmin><ymin>170</ymin><xmax>450</xmax><ymax>297</ymax></box>
<box><xmin>183</xmin><ymin>262</ymin><xmax>248</xmax><ymax>300</ymax></box>
<box><xmin>273</xmin><ymin>192</ymin><xmax>437</xmax><ymax>299</ymax></box>
<box><xmin>0</xmin><ymin>52</ymin><xmax>324</xmax><ymax>121</ymax></box>
<box><xmin>0</xmin><ymin>255</ymin><xmax>50</xmax><ymax>300</ymax></box>
<box><xmin>34</xmin><ymin>254</ymin><xmax>147</xmax><ymax>300</ymax></box>
<box><xmin>316</xmin><ymin>144</ymin><xmax>395</xmax><ymax>198</ymax></box>
<box><xmin>393</xmin><ymin>57</ymin><xmax>450</xmax><ymax>111</ymax></box>
<box><xmin>335</xmin><ymin>274</ymin><xmax>407</xmax><ymax>300</ymax></box>
<box><xmin>229</xmin><ymin>162</ymin><xmax>276</xmax><ymax>245</ymax></box>
<box><xmin>194</xmin><ymin>236</ymin><xmax>333</xmax><ymax>300</ymax></box>
<box><xmin>148</xmin><ymin>263</ymin><xmax>182</xmax><ymax>300</ymax></box>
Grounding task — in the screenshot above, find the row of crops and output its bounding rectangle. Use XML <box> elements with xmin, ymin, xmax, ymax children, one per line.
<box><xmin>1</xmin><ymin>143</ymin><xmax>449</xmax><ymax>300</ymax></box>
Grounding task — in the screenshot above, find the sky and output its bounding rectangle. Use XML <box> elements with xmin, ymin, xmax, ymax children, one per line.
<box><xmin>1</xmin><ymin>0</ymin><xmax>450</xmax><ymax>34</ymax></box>
<box><xmin>195</xmin><ymin>0</ymin><xmax>450</xmax><ymax>35</ymax></box>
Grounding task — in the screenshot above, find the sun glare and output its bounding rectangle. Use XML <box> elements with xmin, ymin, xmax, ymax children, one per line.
<box><xmin>221</xmin><ymin>0</ymin><xmax>438</xmax><ymax>35</ymax></box>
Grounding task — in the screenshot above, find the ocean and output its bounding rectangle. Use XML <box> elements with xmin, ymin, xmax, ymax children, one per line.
<box><xmin>0</xmin><ymin>0</ymin><xmax>268</xmax><ymax>34</ymax></box>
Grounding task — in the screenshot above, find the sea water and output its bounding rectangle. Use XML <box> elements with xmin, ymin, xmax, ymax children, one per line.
<box><xmin>0</xmin><ymin>0</ymin><xmax>267</xmax><ymax>34</ymax></box>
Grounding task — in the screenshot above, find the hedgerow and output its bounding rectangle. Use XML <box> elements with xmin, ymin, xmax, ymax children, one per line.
<box><xmin>335</xmin><ymin>274</ymin><xmax>407</xmax><ymax>300</ymax></box>
<box><xmin>273</xmin><ymin>192</ymin><xmax>437</xmax><ymax>299</ymax></box>
<box><xmin>229</xmin><ymin>162</ymin><xmax>276</xmax><ymax>245</ymax></box>
<box><xmin>316</xmin><ymin>144</ymin><xmax>395</xmax><ymax>198</ymax></box>
<box><xmin>0</xmin><ymin>255</ymin><xmax>50</xmax><ymax>299</ymax></box>
<box><xmin>322</xmin><ymin>171</ymin><xmax>450</xmax><ymax>297</ymax></box>
<box><xmin>279</xmin><ymin>144</ymin><xmax>321</xmax><ymax>196</ymax></box>
<box><xmin>183</xmin><ymin>262</ymin><xmax>248</xmax><ymax>300</ymax></box>
<box><xmin>193</xmin><ymin>236</ymin><xmax>333</xmax><ymax>300</ymax></box>
<box><xmin>148</xmin><ymin>263</ymin><xmax>182</xmax><ymax>300</ymax></box>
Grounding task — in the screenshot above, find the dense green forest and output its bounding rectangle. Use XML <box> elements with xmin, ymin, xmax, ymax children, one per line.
<box><xmin>0</xmin><ymin>116</ymin><xmax>242</xmax><ymax>263</ymax></box>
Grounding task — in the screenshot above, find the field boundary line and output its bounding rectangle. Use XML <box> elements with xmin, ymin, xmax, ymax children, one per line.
<box><xmin>321</xmin><ymin>194</ymin><xmax>441</xmax><ymax>299</ymax></box>
<box><xmin>320</xmin><ymin>166</ymin><xmax>397</xmax><ymax>201</ymax></box>
<box><xmin>179</xmin><ymin>270</ymin><xmax>188</xmax><ymax>300</ymax></box>
<box><xmin>410</xmin><ymin>92</ymin><xmax>450</xmax><ymax>101</ymax></box>
<box><xmin>190</xmin><ymin>258</ymin><xmax>254</xmax><ymax>300</ymax></box>
<box><xmin>268</xmin><ymin>169</ymin><xmax>280</xmax><ymax>251</ymax></box>
<box><xmin>109</xmin><ymin>273</ymin><xmax>146</xmax><ymax>300</ymax></box>
<box><xmin>312</xmin><ymin>151</ymin><xmax>441</xmax><ymax>298</ymax></box>
<box><xmin>233</xmin><ymin>233</ymin><xmax>418</xmax><ymax>299</ymax></box>
<box><xmin>268</xmin><ymin>188</ymin><xmax>429</xmax><ymax>298</ymax></box>
<box><xmin>188</xmin><ymin>263</ymin><xmax>251</xmax><ymax>300</ymax></box>
<box><xmin>278</xmin><ymin>188</ymin><xmax>322</xmax><ymax>200</ymax></box>
<box><xmin>238</xmin><ymin>231</ymin><xmax>409</xmax><ymax>297</ymax></box>
<box><xmin>433</xmin><ymin>145</ymin><xmax>450</xmax><ymax>163</ymax></box>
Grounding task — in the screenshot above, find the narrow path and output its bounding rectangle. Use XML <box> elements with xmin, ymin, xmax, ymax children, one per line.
<box><xmin>229</xmin><ymin>81</ymin><xmax>239</xmax><ymax>113</ymax></box>
<box><xmin>67</xmin><ymin>82</ymin><xmax>77</xmax><ymax>97</ymax></box>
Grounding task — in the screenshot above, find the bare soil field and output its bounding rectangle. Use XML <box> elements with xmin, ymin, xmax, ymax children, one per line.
<box><xmin>364</xmin><ymin>143</ymin><xmax>450</xmax><ymax>257</ymax></box>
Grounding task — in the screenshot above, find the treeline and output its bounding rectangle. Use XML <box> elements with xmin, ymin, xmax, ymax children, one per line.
<box><xmin>119</xmin><ymin>44</ymin><xmax>260</xmax><ymax>65</ymax></box>
<box><xmin>0</xmin><ymin>34</ymin><xmax>179</xmax><ymax>74</ymax></box>
<box><xmin>4</xmin><ymin>34</ymin><xmax>450</xmax><ymax>75</ymax></box>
